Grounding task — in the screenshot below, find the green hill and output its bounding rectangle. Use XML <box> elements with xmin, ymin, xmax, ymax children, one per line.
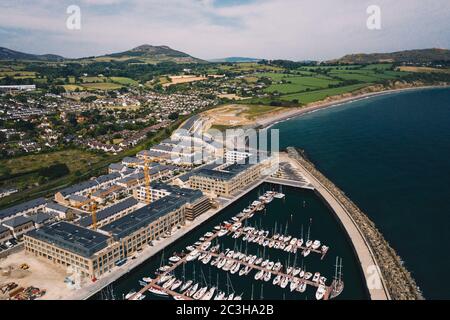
<box><xmin>0</xmin><ymin>47</ymin><xmax>64</xmax><ymax>61</ymax></box>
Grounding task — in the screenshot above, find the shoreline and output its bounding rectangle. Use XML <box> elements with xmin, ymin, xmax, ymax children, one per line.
<box><xmin>256</xmin><ymin>84</ymin><xmax>450</xmax><ymax>129</ymax></box>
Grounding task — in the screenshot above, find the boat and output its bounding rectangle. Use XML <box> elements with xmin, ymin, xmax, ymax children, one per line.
<box><xmin>230</xmin><ymin>263</ymin><xmax>241</xmax><ymax>274</ymax></box>
<box><xmin>306</xmin><ymin>240</ymin><xmax>313</xmax><ymax>248</ymax></box>
<box><xmin>280</xmin><ymin>277</ymin><xmax>289</xmax><ymax>289</ymax></box>
<box><xmin>227</xmin><ymin>293</ymin><xmax>235</xmax><ymax>300</ymax></box>
<box><xmin>204</xmin><ymin>232</ymin><xmax>214</xmax><ymax>237</ymax></box>
<box><xmin>218</xmin><ymin>229</ymin><xmax>228</xmax><ymax>237</ymax></box>
<box><xmin>231</xmin><ymin>217</ymin><xmax>239</xmax><ymax>222</ymax></box>
<box><xmin>186</xmin><ymin>250</ymin><xmax>200</xmax><ymax>261</ymax></box>
<box><xmin>254</xmin><ymin>270</ymin><xmax>264</xmax><ymax>281</ymax></box>
<box><xmin>186</xmin><ymin>283</ymin><xmax>199</xmax><ymax>297</ymax></box>
<box><xmin>193</xmin><ymin>286</ymin><xmax>208</xmax><ymax>300</ymax></box>
<box><xmin>201</xmin><ymin>242</ymin><xmax>211</xmax><ymax>250</ymax></box>
<box><xmin>261</xmin><ymin>259</ymin><xmax>269</xmax><ymax>267</ymax></box>
<box><xmin>148</xmin><ymin>287</ymin><xmax>168</xmax><ymax>297</ymax></box>
<box><xmin>201</xmin><ymin>287</ymin><xmax>216</xmax><ymax>300</ymax></box>
<box><xmin>319</xmin><ymin>276</ymin><xmax>327</xmax><ymax>285</ymax></box>
<box><xmin>171</xmin><ymin>279</ymin><xmax>183</xmax><ymax>291</ymax></box>
<box><xmin>168</xmin><ymin>256</ymin><xmax>181</xmax><ymax>263</ymax></box>
<box><xmin>273</xmin><ymin>275</ymin><xmax>282</xmax><ymax>286</ymax></box>
<box><xmin>296</xmin><ymin>282</ymin><xmax>307</xmax><ymax>293</ymax></box>
<box><xmin>266</xmin><ymin>261</ymin><xmax>274</xmax><ymax>270</ymax></box>
<box><xmin>284</xmin><ymin>244</ymin><xmax>292</xmax><ymax>252</ymax></box>
<box><xmin>302</xmin><ymin>249</ymin><xmax>311</xmax><ymax>257</ymax></box>
<box><xmin>290</xmin><ymin>279</ymin><xmax>299</xmax><ymax>292</ymax></box>
<box><xmin>255</xmin><ymin>257</ymin><xmax>263</xmax><ymax>265</ymax></box>
<box><xmin>312</xmin><ymin>240</ymin><xmax>321</xmax><ymax>250</ymax></box>
<box><xmin>198</xmin><ymin>252</ymin><xmax>207</xmax><ymax>261</ymax></box>
<box><xmin>186</xmin><ymin>246</ymin><xmax>195</xmax><ymax>251</ymax></box>
<box><xmin>296</xmin><ymin>239</ymin><xmax>303</xmax><ymax>247</ymax></box>
<box><xmin>274</xmin><ymin>193</ymin><xmax>285</xmax><ymax>199</ymax></box>
<box><xmin>158</xmin><ymin>274</ymin><xmax>173</xmax><ymax>284</ymax></box>
<box><xmin>173</xmin><ymin>295</ymin><xmax>188</xmax><ymax>300</ymax></box>
<box><xmin>263</xmin><ymin>272</ymin><xmax>271</xmax><ymax>282</ymax></box>
<box><xmin>180</xmin><ymin>280</ymin><xmax>193</xmax><ymax>292</ymax></box>
<box><xmin>202</xmin><ymin>254</ymin><xmax>212</xmax><ymax>264</ymax></box>
<box><xmin>125</xmin><ymin>290</ymin><xmax>136</xmax><ymax>299</ymax></box>
<box><xmin>299</xmin><ymin>270</ymin><xmax>305</xmax><ymax>278</ymax></box>
<box><xmin>139</xmin><ymin>280</ymin><xmax>148</xmax><ymax>287</ymax></box>
<box><xmin>214</xmin><ymin>225</ymin><xmax>221</xmax><ymax>231</ymax></box>
<box><xmin>142</xmin><ymin>277</ymin><xmax>153</xmax><ymax>283</ymax></box>
<box><xmin>312</xmin><ymin>272</ymin><xmax>321</xmax><ymax>283</ymax></box>
<box><xmin>286</xmin><ymin>267</ymin><xmax>293</xmax><ymax>275</ymax></box>
<box><xmin>217</xmin><ymin>258</ymin><xmax>227</xmax><ymax>269</ymax></box>
<box><xmin>315</xmin><ymin>284</ymin><xmax>327</xmax><ymax>300</ymax></box>
<box><xmin>234</xmin><ymin>295</ymin><xmax>242</xmax><ymax>300</ymax></box>
<box><xmin>162</xmin><ymin>277</ymin><xmax>176</xmax><ymax>289</ymax></box>
<box><xmin>304</xmin><ymin>272</ymin><xmax>313</xmax><ymax>280</ymax></box>
<box><xmin>214</xmin><ymin>291</ymin><xmax>226</xmax><ymax>300</ymax></box>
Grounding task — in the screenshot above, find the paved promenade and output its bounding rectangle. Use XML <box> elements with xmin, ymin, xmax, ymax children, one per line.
<box><xmin>279</xmin><ymin>152</ymin><xmax>390</xmax><ymax>300</ymax></box>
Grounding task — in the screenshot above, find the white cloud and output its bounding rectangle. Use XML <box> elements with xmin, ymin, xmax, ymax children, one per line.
<box><xmin>0</xmin><ymin>0</ymin><xmax>449</xmax><ymax>60</ymax></box>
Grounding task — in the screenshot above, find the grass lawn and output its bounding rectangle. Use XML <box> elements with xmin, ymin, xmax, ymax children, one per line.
<box><xmin>237</xmin><ymin>104</ymin><xmax>286</xmax><ymax>119</ymax></box>
<box><xmin>109</xmin><ymin>76</ymin><xmax>139</xmax><ymax>86</ymax></box>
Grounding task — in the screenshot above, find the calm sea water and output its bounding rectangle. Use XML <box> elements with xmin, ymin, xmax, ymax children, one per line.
<box><xmin>274</xmin><ymin>87</ymin><xmax>450</xmax><ymax>299</ymax></box>
<box><xmin>94</xmin><ymin>183</ymin><xmax>368</xmax><ymax>300</ymax></box>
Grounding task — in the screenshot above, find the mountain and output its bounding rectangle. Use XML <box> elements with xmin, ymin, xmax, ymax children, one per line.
<box><xmin>208</xmin><ymin>57</ymin><xmax>261</xmax><ymax>63</ymax></box>
<box><xmin>329</xmin><ymin>48</ymin><xmax>450</xmax><ymax>64</ymax></box>
<box><xmin>0</xmin><ymin>47</ymin><xmax>65</xmax><ymax>61</ymax></box>
<box><xmin>92</xmin><ymin>44</ymin><xmax>205</xmax><ymax>64</ymax></box>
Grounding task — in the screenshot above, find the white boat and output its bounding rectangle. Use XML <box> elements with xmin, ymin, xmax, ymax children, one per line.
<box><xmin>266</xmin><ymin>261</ymin><xmax>274</xmax><ymax>270</ymax></box>
<box><xmin>204</xmin><ymin>232</ymin><xmax>214</xmax><ymax>237</ymax></box>
<box><xmin>173</xmin><ymin>295</ymin><xmax>188</xmax><ymax>300</ymax></box>
<box><xmin>299</xmin><ymin>270</ymin><xmax>305</xmax><ymax>278</ymax></box>
<box><xmin>296</xmin><ymin>239</ymin><xmax>303</xmax><ymax>247</ymax></box>
<box><xmin>230</xmin><ymin>263</ymin><xmax>241</xmax><ymax>274</ymax></box>
<box><xmin>158</xmin><ymin>274</ymin><xmax>173</xmax><ymax>284</ymax></box>
<box><xmin>223</xmin><ymin>260</ymin><xmax>234</xmax><ymax>271</ymax></box>
<box><xmin>296</xmin><ymin>282</ymin><xmax>307</xmax><ymax>293</ymax></box>
<box><xmin>303</xmin><ymin>249</ymin><xmax>311</xmax><ymax>257</ymax></box>
<box><xmin>284</xmin><ymin>244</ymin><xmax>293</xmax><ymax>252</ymax></box>
<box><xmin>125</xmin><ymin>290</ymin><xmax>136</xmax><ymax>299</ymax></box>
<box><xmin>201</xmin><ymin>242</ymin><xmax>211</xmax><ymax>250</ymax></box>
<box><xmin>261</xmin><ymin>259</ymin><xmax>269</xmax><ymax>267</ymax></box>
<box><xmin>290</xmin><ymin>279</ymin><xmax>299</xmax><ymax>292</ymax></box>
<box><xmin>280</xmin><ymin>277</ymin><xmax>289</xmax><ymax>289</ymax></box>
<box><xmin>148</xmin><ymin>287</ymin><xmax>168</xmax><ymax>297</ymax></box>
<box><xmin>227</xmin><ymin>293</ymin><xmax>235</xmax><ymax>300</ymax></box>
<box><xmin>198</xmin><ymin>252</ymin><xmax>207</xmax><ymax>261</ymax></box>
<box><xmin>214</xmin><ymin>225</ymin><xmax>221</xmax><ymax>230</ymax></box>
<box><xmin>186</xmin><ymin>250</ymin><xmax>200</xmax><ymax>261</ymax></box>
<box><xmin>273</xmin><ymin>262</ymin><xmax>282</xmax><ymax>271</ymax></box>
<box><xmin>292</xmin><ymin>268</ymin><xmax>301</xmax><ymax>276</ymax></box>
<box><xmin>201</xmin><ymin>287</ymin><xmax>216</xmax><ymax>300</ymax></box>
<box><xmin>231</xmin><ymin>217</ymin><xmax>239</xmax><ymax>222</ymax></box>
<box><xmin>312</xmin><ymin>240</ymin><xmax>321</xmax><ymax>250</ymax></box>
<box><xmin>186</xmin><ymin>246</ymin><xmax>195</xmax><ymax>251</ymax></box>
<box><xmin>290</xmin><ymin>238</ymin><xmax>297</xmax><ymax>245</ymax></box>
<box><xmin>315</xmin><ymin>284</ymin><xmax>327</xmax><ymax>300</ymax></box>
<box><xmin>319</xmin><ymin>276</ymin><xmax>327</xmax><ymax>285</ymax></box>
<box><xmin>255</xmin><ymin>257</ymin><xmax>263</xmax><ymax>265</ymax></box>
<box><xmin>306</xmin><ymin>240</ymin><xmax>313</xmax><ymax>248</ymax></box>
<box><xmin>217</xmin><ymin>258</ymin><xmax>227</xmax><ymax>269</ymax></box>
<box><xmin>254</xmin><ymin>270</ymin><xmax>264</xmax><ymax>281</ymax></box>
<box><xmin>263</xmin><ymin>271</ymin><xmax>271</xmax><ymax>282</ymax></box>
<box><xmin>163</xmin><ymin>277</ymin><xmax>176</xmax><ymax>289</ymax></box>
<box><xmin>286</xmin><ymin>267</ymin><xmax>293</xmax><ymax>275</ymax></box>
<box><xmin>214</xmin><ymin>291</ymin><xmax>226</xmax><ymax>300</ymax></box>
<box><xmin>218</xmin><ymin>229</ymin><xmax>228</xmax><ymax>237</ymax></box>
<box><xmin>142</xmin><ymin>277</ymin><xmax>153</xmax><ymax>283</ymax></box>
<box><xmin>273</xmin><ymin>275</ymin><xmax>282</xmax><ymax>286</ymax></box>
<box><xmin>169</xmin><ymin>256</ymin><xmax>181</xmax><ymax>263</ymax></box>
<box><xmin>186</xmin><ymin>283</ymin><xmax>199</xmax><ymax>297</ymax></box>
<box><xmin>171</xmin><ymin>279</ymin><xmax>183</xmax><ymax>291</ymax></box>
<box><xmin>304</xmin><ymin>272</ymin><xmax>313</xmax><ymax>280</ymax></box>
<box><xmin>312</xmin><ymin>272</ymin><xmax>321</xmax><ymax>283</ymax></box>
<box><xmin>274</xmin><ymin>192</ymin><xmax>285</xmax><ymax>199</ymax></box>
<box><xmin>180</xmin><ymin>280</ymin><xmax>193</xmax><ymax>292</ymax></box>
<box><xmin>202</xmin><ymin>254</ymin><xmax>212</xmax><ymax>264</ymax></box>
<box><xmin>234</xmin><ymin>295</ymin><xmax>242</xmax><ymax>300</ymax></box>
<box><xmin>193</xmin><ymin>286</ymin><xmax>208</xmax><ymax>300</ymax></box>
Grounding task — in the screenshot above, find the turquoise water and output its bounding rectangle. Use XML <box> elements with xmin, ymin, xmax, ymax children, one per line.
<box><xmin>274</xmin><ymin>87</ymin><xmax>450</xmax><ymax>299</ymax></box>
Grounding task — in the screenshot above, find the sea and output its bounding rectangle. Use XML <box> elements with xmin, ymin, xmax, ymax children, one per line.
<box><xmin>274</xmin><ymin>87</ymin><xmax>450</xmax><ymax>299</ymax></box>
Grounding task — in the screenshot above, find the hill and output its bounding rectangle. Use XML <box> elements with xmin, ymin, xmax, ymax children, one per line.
<box><xmin>329</xmin><ymin>48</ymin><xmax>450</xmax><ymax>64</ymax></box>
<box><xmin>0</xmin><ymin>47</ymin><xmax>64</xmax><ymax>61</ymax></box>
<box><xmin>90</xmin><ymin>44</ymin><xmax>205</xmax><ymax>64</ymax></box>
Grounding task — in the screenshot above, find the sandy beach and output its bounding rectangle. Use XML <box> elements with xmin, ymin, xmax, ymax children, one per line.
<box><xmin>255</xmin><ymin>84</ymin><xmax>450</xmax><ymax>129</ymax></box>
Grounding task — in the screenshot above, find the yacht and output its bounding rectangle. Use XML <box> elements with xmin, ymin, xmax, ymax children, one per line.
<box><xmin>263</xmin><ymin>272</ymin><xmax>271</xmax><ymax>282</ymax></box>
<box><xmin>315</xmin><ymin>284</ymin><xmax>327</xmax><ymax>300</ymax></box>
<box><xmin>296</xmin><ymin>239</ymin><xmax>304</xmax><ymax>247</ymax></box>
<box><xmin>290</xmin><ymin>279</ymin><xmax>299</xmax><ymax>292</ymax></box>
<box><xmin>274</xmin><ymin>192</ymin><xmax>285</xmax><ymax>199</ymax></box>
<box><xmin>319</xmin><ymin>276</ymin><xmax>327</xmax><ymax>285</ymax></box>
<box><xmin>158</xmin><ymin>274</ymin><xmax>173</xmax><ymax>284</ymax></box>
<box><xmin>169</xmin><ymin>255</ymin><xmax>181</xmax><ymax>263</ymax></box>
<box><xmin>201</xmin><ymin>287</ymin><xmax>216</xmax><ymax>300</ymax></box>
<box><xmin>186</xmin><ymin>283</ymin><xmax>199</xmax><ymax>297</ymax></box>
<box><xmin>193</xmin><ymin>286</ymin><xmax>208</xmax><ymax>300</ymax></box>
<box><xmin>171</xmin><ymin>279</ymin><xmax>183</xmax><ymax>291</ymax></box>
<box><xmin>292</xmin><ymin>268</ymin><xmax>301</xmax><ymax>276</ymax></box>
<box><xmin>254</xmin><ymin>270</ymin><xmax>264</xmax><ymax>281</ymax></box>
<box><xmin>214</xmin><ymin>291</ymin><xmax>226</xmax><ymax>300</ymax></box>
<box><xmin>202</xmin><ymin>254</ymin><xmax>212</xmax><ymax>264</ymax></box>
<box><xmin>273</xmin><ymin>274</ymin><xmax>282</xmax><ymax>286</ymax></box>
<box><xmin>296</xmin><ymin>282</ymin><xmax>307</xmax><ymax>293</ymax></box>
<box><xmin>280</xmin><ymin>277</ymin><xmax>289</xmax><ymax>289</ymax></box>
<box><xmin>217</xmin><ymin>258</ymin><xmax>227</xmax><ymax>269</ymax></box>
<box><xmin>230</xmin><ymin>263</ymin><xmax>241</xmax><ymax>274</ymax></box>
<box><xmin>218</xmin><ymin>229</ymin><xmax>228</xmax><ymax>237</ymax></box>
<box><xmin>142</xmin><ymin>277</ymin><xmax>153</xmax><ymax>283</ymax></box>
<box><xmin>173</xmin><ymin>295</ymin><xmax>188</xmax><ymax>300</ymax></box>
<box><xmin>312</xmin><ymin>240</ymin><xmax>321</xmax><ymax>250</ymax></box>
<box><xmin>125</xmin><ymin>290</ymin><xmax>137</xmax><ymax>299</ymax></box>
<box><xmin>304</xmin><ymin>272</ymin><xmax>313</xmax><ymax>280</ymax></box>
<box><xmin>266</xmin><ymin>261</ymin><xmax>274</xmax><ymax>271</ymax></box>
<box><xmin>255</xmin><ymin>257</ymin><xmax>263</xmax><ymax>265</ymax></box>
<box><xmin>162</xmin><ymin>277</ymin><xmax>176</xmax><ymax>289</ymax></box>
<box><xmin>312</xmin><ymin>272</ymin><xmax>321</xmax><ymax>283</ymax></box>
<box><xmin>148</xmin><ymin>287</ymin><xmax>168</xmax><ymax>297</ymax></box>
<box><xmin>302</xmin><ymin>249</ymin><xmax>311</xmax><ymax>257</ymax></box>
<box><xmin>306</xmin><ymin>240</ymin><xmax>313</xmax><ymax>248</ymax></box>
<box><xmin>180</xmin><ymin>280</ymin><xmax>193</xmax><ymax>292</ymax></box>
<box><xmin>186</xmin><ymin>246</ymin><xmax>195</xmax><ymax>251</ymax></box>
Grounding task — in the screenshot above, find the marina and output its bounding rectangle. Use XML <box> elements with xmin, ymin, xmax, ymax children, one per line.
<box><xmin>119</xmin><ymin>186</ymin><xmax>358</xmax><ymax>300</ymax></box>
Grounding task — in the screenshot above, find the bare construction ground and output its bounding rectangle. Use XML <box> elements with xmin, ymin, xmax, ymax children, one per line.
<box><xmin>0</xmin><ymin>249</ymin><xmax>81</xmax><ymax>300</ymax></box>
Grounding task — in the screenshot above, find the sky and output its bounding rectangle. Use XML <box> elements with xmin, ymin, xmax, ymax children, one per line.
<box><xmin>0</xmin><ymin>0</ymin><xmax>449</xmax><ymax>61</ymax></box>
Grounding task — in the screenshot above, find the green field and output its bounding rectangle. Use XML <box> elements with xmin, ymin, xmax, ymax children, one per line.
<box><xmin>109</xmin><ymin>76</ymin><xmax>139</xmax><ymax>86</ymax></box>
<box><xmin>81</xmin><ymin>82</ymin><xmax>123</xmax><ymax>90</ymax></box>
<box><xmin>280</xmin><ymin>83</ymin><xmax>370</xmax><ymax>103</ymax></box>
<box><xmin>259</xmin><ymin>73</ymin><xmax>341</xmax><ymax>94</ymax></box>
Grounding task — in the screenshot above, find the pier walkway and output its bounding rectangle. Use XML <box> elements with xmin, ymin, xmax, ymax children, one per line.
<box><xmin>283</xmin><ymin>150</ymin><xmax>390</xmax><ymax>300</ymax></box>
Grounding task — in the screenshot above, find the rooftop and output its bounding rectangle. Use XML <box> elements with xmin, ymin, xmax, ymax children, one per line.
<box><xmin>2</xmin><ymin>215</ymin><xmax>33</xmax><ymax>228</ymax></box>
<box><xmin>26</xmin><ymin>221</ymin><xmax>110</xmax><ymax>258</ymax></box>
<box><xmin>0</xmin><ymin>197</ymin><xmax>47</xmax><ymax>220</ymax></box>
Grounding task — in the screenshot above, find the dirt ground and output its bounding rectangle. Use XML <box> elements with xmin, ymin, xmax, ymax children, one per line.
<box><xmin>0</xmin><ymin>249</ymin><xmax>79</xmax><ymax>300</ymax></box>
<box><xmin>163</xmin><ymin>75</ymin><xmax>207</xmax><ymax>87</ymax></box>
